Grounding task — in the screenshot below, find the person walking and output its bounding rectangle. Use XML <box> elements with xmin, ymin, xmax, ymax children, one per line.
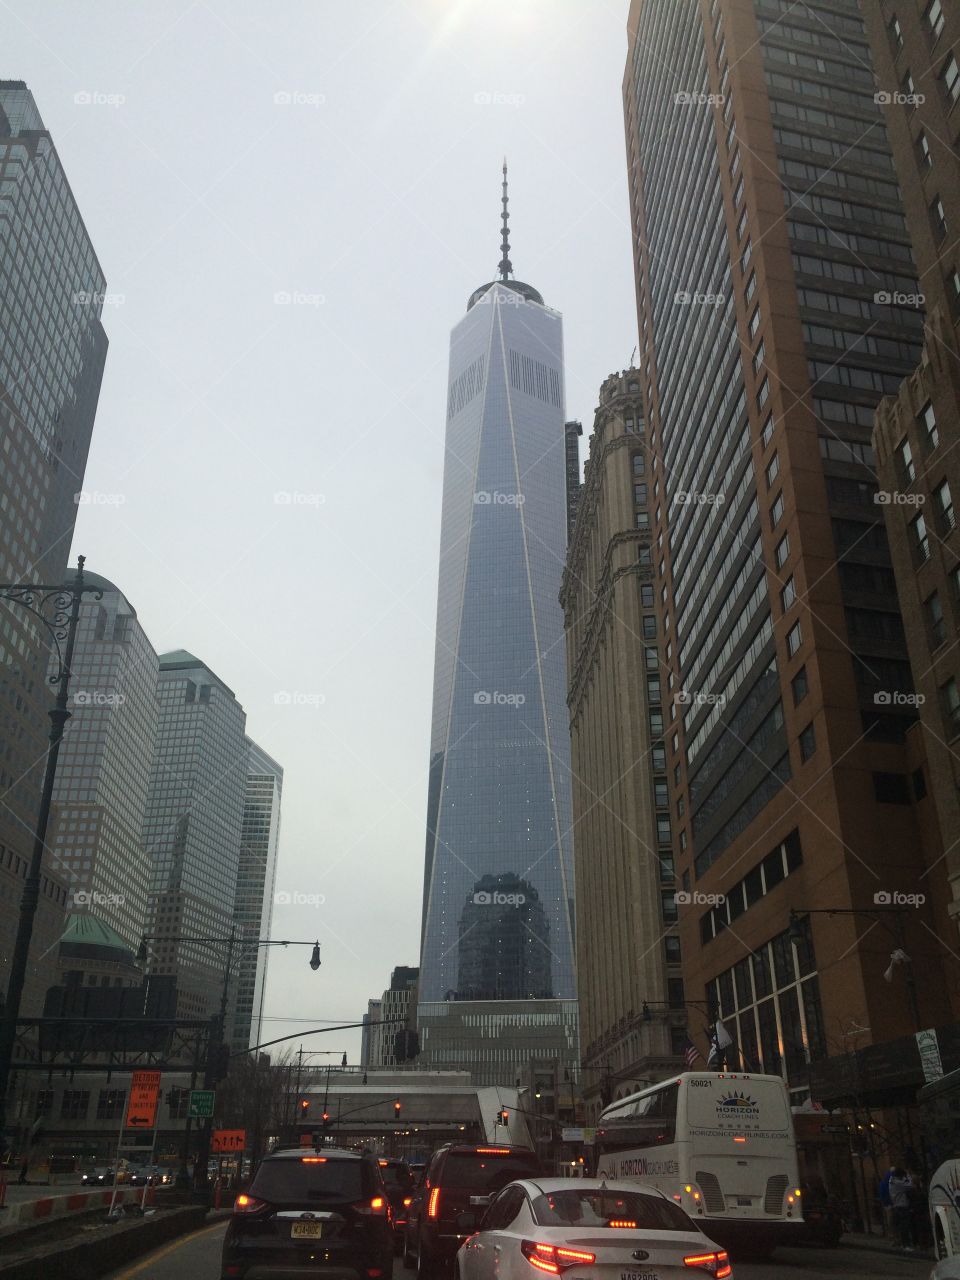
<box><xmin>888</xmin><ymin>1167</ymin><xmax>915</xmax><ymax>1251</ymax></box>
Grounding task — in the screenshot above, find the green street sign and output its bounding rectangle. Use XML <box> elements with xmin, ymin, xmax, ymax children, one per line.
<box><xmin>188</xmin><ymin>1089</ymin><xmax>216</xmax><ymax>1119</ymax></box>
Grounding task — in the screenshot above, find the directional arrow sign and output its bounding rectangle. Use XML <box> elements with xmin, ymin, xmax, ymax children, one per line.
<box><xmin>212</xmin><ymin>1129</ymin><xmax>246</xmax><ymax>1153</ymax></box>
<box><xmin>188</xmin><ymin>1089</ymin><xmax>216</xmax><ymax>1119</ymax></box>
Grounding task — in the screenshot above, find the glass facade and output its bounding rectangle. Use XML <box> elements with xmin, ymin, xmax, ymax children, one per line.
<box><xmin>0</xmin><ymin>81</ymin><xmax>108</xmax><ymax>1013</ymax></box>
<box><xmin>418</xmin><ymin>278</ymin><xmax>576</xmax><ymax>1080</ymax></box>
<box><xmin>230</xmin><ymin>738</ymin><xmax>282</xmax><ymax>1051</ymax></box>
<box><xmin>142</xmin><ymin>651</ymin><xmax>248</xmax><ymax>1021</ymax></box>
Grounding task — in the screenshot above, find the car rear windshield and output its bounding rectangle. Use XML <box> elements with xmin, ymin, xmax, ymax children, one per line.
<box><xmin>532</xmin><ymin>1189</ymin><xmax>694</xmax><ymax>1231</ymax></box>
<box><xmin>440</xmin><ymin>1153</ymin><xmax>540</xmax><ymax>1191</ymax></box>
<box><xmin>251</xmin><ymin>1158</ymin><xmax>377</xmax><ymax>1203</ymax></box>
<box><xmin>380</xmin><ymin>1163</ymin><xmax>415</xmax><ymax>1190</ymax></box>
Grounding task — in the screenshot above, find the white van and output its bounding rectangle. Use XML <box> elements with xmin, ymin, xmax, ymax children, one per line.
<box><xmin>931</xmin><ymin>1160</ymin><xmax>960</xmax><ymax>1261</ymax></box>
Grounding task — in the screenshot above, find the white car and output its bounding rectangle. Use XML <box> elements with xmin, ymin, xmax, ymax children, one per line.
<box><xmin>456</xmin><ymin>1178</ymin><xmax>732</xmax><ymax>1279</ymax></box>
<box><xmin>931</xmin><ymin>1262</ymin><xmax>960</xmax><ymax>1280</ymax></box>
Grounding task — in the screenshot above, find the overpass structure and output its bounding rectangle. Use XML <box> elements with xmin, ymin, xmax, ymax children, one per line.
<box><xmin>292</xmin><ymin>1070</ymin><xmax>533</xmax><ymax>1161</ymax></box>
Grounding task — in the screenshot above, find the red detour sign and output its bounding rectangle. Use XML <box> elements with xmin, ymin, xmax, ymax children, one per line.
<box><xmin>211</xmin><ymin>1129</ymin><xmax>246</xmax><ymax>1153</ymax></box>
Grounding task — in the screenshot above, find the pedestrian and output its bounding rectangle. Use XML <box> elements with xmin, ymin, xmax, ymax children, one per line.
<box><xmin>888</xmin><ymin>1166</ymin><xmax>915</xmax><ymax>1251</ymax></box>
<box><xmin>907</xmin><ymin>1168</ymin><xmax>929</xmax><ymax>1249</ymax></box>
<box><xmin>17</xmin><ymin>1157</ymin><xmax>28</xmax><ymax>1185</ymax></box>
<box><xmin>878</xmin><ymin>1165</ymin><xmax>894</xmax><ymax>1236</ymax></box>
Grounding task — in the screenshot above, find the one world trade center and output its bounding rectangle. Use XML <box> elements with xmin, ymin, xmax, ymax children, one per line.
<box><xmin>417</xmin><ymin>167</ymin><xmax>578</xmax><ymax>1086</ymax></box>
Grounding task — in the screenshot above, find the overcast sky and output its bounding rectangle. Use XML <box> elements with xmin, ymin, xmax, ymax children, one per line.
<box><xmin>5</xmin><ymin>0</ymin><xmax>636</xmax><ymax>1068</ymax></box>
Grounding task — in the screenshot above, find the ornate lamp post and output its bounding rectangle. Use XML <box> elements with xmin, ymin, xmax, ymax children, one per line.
<box><xmin>0</xmin><ymin>557</ymin><xmax>103</xmax><ymax>1150</ymax></box>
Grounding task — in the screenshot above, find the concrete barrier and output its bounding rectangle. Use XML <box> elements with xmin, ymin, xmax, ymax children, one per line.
<box><xmin>0</xmin><ymin>1205</ymin><xmax>208</xmax><ymax>1280</ymax></box>
<box><xmin>0</xmin><ymin>1186</ymin><xmax>149</xmax><ymax>1232</ymax></box>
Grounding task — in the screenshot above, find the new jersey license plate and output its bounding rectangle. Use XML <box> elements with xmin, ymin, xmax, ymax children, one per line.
<box><xmin>291</xmin><ymin>1221</ymin><xmax>324</xmax><ymax>1238</ymax></box>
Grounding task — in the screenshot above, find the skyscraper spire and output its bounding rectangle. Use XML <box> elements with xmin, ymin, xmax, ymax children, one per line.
<box><xmin>498</xmin><ymin>158</ymin><xmax>512</xmax><ymax>281</ymax></box>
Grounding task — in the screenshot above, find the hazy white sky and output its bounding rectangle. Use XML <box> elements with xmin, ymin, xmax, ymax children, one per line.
<box><xmin>5</xmin><ymin>0</ymin><xmax>637</xmax><ymax>1066</ymax></box>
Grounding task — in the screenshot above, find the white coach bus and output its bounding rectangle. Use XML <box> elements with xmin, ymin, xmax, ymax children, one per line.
<box><xmin>595</xmin><ymin>1072</ymin><xmax>803</xmax><ymax>1259</ymax></box>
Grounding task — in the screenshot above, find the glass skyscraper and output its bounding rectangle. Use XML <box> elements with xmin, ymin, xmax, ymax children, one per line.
<box><xmin>0</xmin><ymin>81</ymin><xmax>108</xmax><ymax>1014</ymax></box>
<box><xmin>418</xmin><ymin>171</ymin><xmax>578</xmax><ymax>1085</ymax></box>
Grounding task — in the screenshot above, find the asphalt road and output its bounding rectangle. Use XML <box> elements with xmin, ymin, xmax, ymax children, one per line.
<box><xmin>102</xmin><ymin>1220</ymin><xmax>935</xmax><ymax>1280</ymax></box>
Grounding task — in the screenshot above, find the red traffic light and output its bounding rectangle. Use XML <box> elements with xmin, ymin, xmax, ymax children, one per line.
<box><xmin>322</xmin><ymin>1111</ymin><xmax>330</xmax><ymax>1122</ymax></box>
<box><xmin>394</xmin><ymin>1101</ymin><xmax>401</xmax><ymax>1116</ymax></box>
<box><xmin>300</xmin><ymin>1099</ymin><xmax>310</xmax><ymax>1111</ymax></box>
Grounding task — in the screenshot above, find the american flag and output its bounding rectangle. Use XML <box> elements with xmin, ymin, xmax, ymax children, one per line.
<box><xmin>683</xmin><ymin>1039</ymin><xmax>704</xmax><ymax>1069</ymax></box>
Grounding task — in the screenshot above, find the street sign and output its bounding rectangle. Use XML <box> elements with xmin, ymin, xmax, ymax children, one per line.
<box><xmin>212</xmin><ymin>1129</ymin><xmax>246</xmax><ymax>1153</ymax></box>
<box><xmin>126</xmin><ymin>1070</ymin><xmax>161</xmax><ymax>1129</ymax></box>
<box><xmin>188</xmin><ymin>1089</ymin><xmax>216</xmax><ymax>1119</ymax></box>
<box><xmin>562</xmin><ymin>1127</ymin><xmax>583</xmax><ymax>1142</ymax></box>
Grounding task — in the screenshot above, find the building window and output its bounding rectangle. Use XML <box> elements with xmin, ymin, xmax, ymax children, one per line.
<box><xmin>745</xmin><ymin>271</ymin><xmax>757</xmax><ymax>305</ymax></box>
<box><xmin>633</xmin><ymin>453</ymin><xmax>645</xmax><ymax>475</ymax></box>
<box><xmin>925</xmin><ymin>0</ymin><xmax>945</xmax><ymax>40</ymax></box>
<box><xmin>641</xmin><ymin>584</ymin><xmax>655</xmax><ymax>607</ymax></box>
<box><xmin>651</xmin><ymin>710</ymin><xmax>664</xmax><ymax>735</ymax></box>
<box><xmin>761</xmin><ymin>414</ymin><xmax>774</xmax><ymax>449</ymax></box>
<box><xmin>96</xmin><ymin>1089</ymin><xmax>126</xmax><ymax>1121</ymax></box>
<box><xmin>941</xmin><ymin>54</ymin><xmax>960</xmax><ymax>105</ymax></box>
<box><xmin>662</xmin><ymin>890</ymin><xmax>679</xmax><ymax>923</ymax></box>
<box><xmin>781</xmin><ymin>576</ymin><xmax>796</xmax><ymax>612</ymax></box>
<box><xmin>941</xmin><ymin>677</ymin><xmax>960</xmax><ymax>736</ymax></box>
<box><xmin>948</xmin><ymin>267</ymin><xmax>960</xmax><ymax>315</ymax></box>
<box><xmin>648</xmin><ymin>676</ymin><xmax>662</xmax><ymax>704</ymax></box>
<box><xmin>757</xmin><ymin>377</ymin><xmax>770</xmax><ymax>411</ymax></box>
<box><xmin>665</xmin><ymin>935</ymin><xmax>682</xmax><ymax>963</ymax></box>
<box><xmin>926</xmin><ymin>591</ymin><xmax>946</xmax><ymax>647</ymax></box>
<box><xmin>799</xmin><ymin>723</ymin><xmax>816</xmax><ymax>762</ymax></box>
<box><xmin>897</xmin><ymin>436</ymin><xmax>915</xmax><ymax>484</ymax></box>
<box><xmin>60</xmin><ymin>1090</ymin><xmax>90</xmax><ymax>1121</ymax></box>
<box><xmin>792</xmin><ymin>666</ymin><xmax>808</xmax><ymax>705</ymax></box>
<box><xmin>771</xmin><ymin>492</ymin><xmax>784</xmax><ymax>527</ymax></box>
<box><xmin>635</xmin><ymin>482</ymin><xmax>648</xmax><ymax>505</ymax></box>
<box><xmin>931</xmin><ymin>195</ymin><xmax>948</xmax><ymax>242</ymax></box>
<box><xmin>911</xmin><ymin>511</ymin><xmax>931</xmax><ymax>563</ymax></box>
<box><xmin>888</xmin><ymin>13</ymin><xmax>903</xmax><ymax>51</ymax></box>
<box><xmin>775</xmin><ymin>533</ymin><xmax>790</xmax><ymax>569</ymax></box>
<box><xmin>654</xmin><ymin>779</ymin><xmax>669</xmax><ymax>807</ymax></box>
<box><xmin>917</xmin><ymin>131</ymin><xmax>933</xmax><ymax>168</ymax></box>
<box><xmin>643</xmin><ymin>617</ymin><xmax>657</xmax><ymax>639</ymax></box>
<box><xmin>752</xmin><ymin>340</ymin><xmax>765</xmax><ymax>377</ymax></box>
<box><xmin>645</xmin><ymin>646</ymin><xmax>659</xmax><ymax>671</ymax></box>
<box><xmin>652</xmin><ymin>745</ymin><xmax>666</xmax><ymax>770</ymax></box>
<box><xmin>935</xmin><ymin>479</ymin><xmax>955</xmax><ymax>531</ymax></box>
<box><xmin>749</xmin><ymin>306</ymin><xmax>761</xmax><ymax>340</ymax></box>
<box><xmin>636</xmin><ymin>511</ymin><xmax>650</xmax><ymax>529</ymax></box>
<box><xmin>787</xmin><ymin>621</ymin><xmax>803</xmax><ymax>657</ymax></box>
<box><xmin>168</xmin><ymin>1088</ymin><xmax>189</xmax><ymax>1120</ymax></box>
<box><xmin>951</xmin><ymin>563</ymin><xmax>960</xmax><ymax>607</ymax></box>
<box><xmin>657</xmin><ymin>816</ymin><xmax>672</xmax><ymax>844</ymax></box>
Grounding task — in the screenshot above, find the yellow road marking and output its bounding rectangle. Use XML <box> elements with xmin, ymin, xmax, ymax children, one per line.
<box><xmin>112</xmin><ymin>1217</ymin><xmax>228</xmax><ymax>1279</ymax></box>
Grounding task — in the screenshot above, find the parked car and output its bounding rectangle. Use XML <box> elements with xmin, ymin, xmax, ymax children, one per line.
<box><xmin>455</xmin><ymin>1178</ymin><xmax>733</xmax><ymax>1279</ymax></box>
<box><xmin>128</xmin><ymin>1165</ymin><xmax>170</xmax><ymax>1187</ymax></box>
<box><xmin>379</xmin><ymin>1158</ymin><xmax>417</xmax><ymax>1252</ymax></box>
<box><xmin>81</xmin><ymin>1167</ymin><xmax>115</xmax><ymax>1186</ymax></box>
<box><xmin>800</xmin><ymin>1177</ymin><xmax>843</xmax><ymax>1247</ymax></box>
<box><xmin>221</xmin><ymin>1146</ymin><xmax>392</xmax><ymax>1280</ymax></box>
<box><xmin>405</xmin><ymin>1144</ymin><xmax>543</xmax><ymax>1278</ymax></box>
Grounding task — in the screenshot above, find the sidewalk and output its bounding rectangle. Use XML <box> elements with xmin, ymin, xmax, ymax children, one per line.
<box><xmin>841</xmin><ymin>1230</ymin><xmax>934</xmax><ymax>1260</ymax></box>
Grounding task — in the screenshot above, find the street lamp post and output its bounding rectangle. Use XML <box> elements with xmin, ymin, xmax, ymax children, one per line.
<box><xmin>137</xmin><ymin>932</ymin><xmax>321</xmax><ymax>1191</ymax></box>
<box><xmin>0</xmin><ymin>557</ymin><xmax>103</xmax><ymax>1151</ymax></box>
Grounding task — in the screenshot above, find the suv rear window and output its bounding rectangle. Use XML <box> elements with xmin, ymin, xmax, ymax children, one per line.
<box><xmin>440</xmin><ymin>1152</ymin><xmax>540</xmax><ymax>1192</ymax></box>
<box><xmin>380</xmin><ymin>1163</ymin><xmax>415</xmax><ymax>1190</ymax></box>
<box><xmin>251</xmin><ymin>1158</ymin><xmax>378</xmax><ymax>1203</ymax></box>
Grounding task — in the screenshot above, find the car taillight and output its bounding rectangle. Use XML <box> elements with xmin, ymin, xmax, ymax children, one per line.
<box><xmin>427</xmin><ymin>1186</ymin><xmax>441</xmax><ymax>1218</ymax></box>
<box><xmin>521</xmin><ymin>1241</ymin><xmax>596</xmax><ymax>1274</ymax></box>
<box><xmin>356</xmin><ymin>1196</ymin><xmax>389</xmax><ymax>1216</ymax></box>
<box><xmin>683</xmin><ymin>1249</ymin><xmax>732</xmax><ymax>1278</ymax></box>
<box><xmin>403</xmin><ymin>1197</ymin><xmax>413</xmax><ymax>1207</ymax></box>
<box><xmin>233</xmin><ymin>1193</ymin><xmax>268</xmax><ymax>1215</ymax></box>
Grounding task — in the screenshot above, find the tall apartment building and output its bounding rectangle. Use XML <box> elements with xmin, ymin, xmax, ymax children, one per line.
<box><xmin>48</xmin><ymin>573</ymin><xmax>158</xmax><ymax>949</ymax></box>
<box><xmin>229</xmin><ymin>738</ymin><xmax>283</xmax><ymax>1051</ymax></box>
<box><xmin>142</xmin><ymin>651</ymin><xmax>247</xmax><ymax>1022</ymax></box>
<box><xmin>560</xmin><ymin>371</ymin><xmax>682</xmax><ymax>1121</ymax></box>
<box><xmin>418</xmin><ymin>168</ymin><xmax>578</xmax><ymax>1085</ymax></box>
<box><xmin>623</xmin><ymin>0</ymin><xmax>958</xmax><ymax>1103</ymax></box>
<box><xmin>864</xmin><ymin>0</ymin><xmax>960</xmax><ymax>936</ymax></box>
<box><xmin>0</xmin><ymin>82</ymin><xmax>108</xmax><ymax>1012</ymax></box>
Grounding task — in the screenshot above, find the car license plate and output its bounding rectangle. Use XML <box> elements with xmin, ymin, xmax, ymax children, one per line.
<box><xmin>291</xmin><ymin>1221</ymin><xmax>324</xmax><ymax>1238</ymax></box>
<box><xmin>620</xmin><ymin>1271</ymin><xmax>660</xmax><ymax>1280</ymax></box>
<box><xmin>737</xmin><ymin>1196</ymin><xmax>752</xmax><ymax>1206</ymax></box>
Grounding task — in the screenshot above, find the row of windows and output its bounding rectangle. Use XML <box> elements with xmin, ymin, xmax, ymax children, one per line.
<box><xmin>699</xmin><ymin>829</ymin><xmax>803</xmax><ymax>943</ymax></box>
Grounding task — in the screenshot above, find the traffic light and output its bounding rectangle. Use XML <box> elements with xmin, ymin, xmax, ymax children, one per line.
<box><xmin>394</xmin><ymin>1101</ymin><xmax>401</xmax><ymax>1119</ymax></box>
<box><xmin>499</xmin><ymin>1108</ymin><xmax>509</xmax><ymax>1126</ymax></box>
<box><xmin>300</xmin><ymin>1099</ymin><xmax>310</xmax><ymax>1113</ymax></box>
<box><xmin>322</xmin><ymin>1111</ymin><xmax>331</xmax><ymax>1129</ymax></box>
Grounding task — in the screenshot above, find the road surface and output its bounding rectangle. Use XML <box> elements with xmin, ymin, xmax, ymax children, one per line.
<box><xmin>103</xmin><ymin>1219</ymin><xmax>934</xmax><ymax>1280</ymax></box>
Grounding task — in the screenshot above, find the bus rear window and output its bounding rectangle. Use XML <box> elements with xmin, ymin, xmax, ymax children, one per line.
<box><xmin>532</xmin><ymin>1189</ymin><xmax>694</xmax><ymax>1231</ymax></box>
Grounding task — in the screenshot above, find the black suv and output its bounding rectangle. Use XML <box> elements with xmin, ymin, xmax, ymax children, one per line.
<box><xmin>404</xmin><ymin>1144</ymin><xmax>542</xmax><ymax>1277</ymax></box>
<box><xmin>221</xmin><ymin>1146</ymin><xmax>393</xmax><ymax>1279</ymax></box>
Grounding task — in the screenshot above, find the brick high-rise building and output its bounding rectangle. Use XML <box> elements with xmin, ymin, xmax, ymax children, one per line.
<box><xmin>560</xmin><ymin>370</ymin><xmax>683</xmax><ymax>1120</ymax></box>
<box><xmin>623</xmin><ymin>0</ymin><xmax>959</xmax><ymax>1109</ymax></box>
<box><xmin>0</xmin><ymin>82</ymin><xmax>108</xmax><ymax>1013</ymax></box>
<box><xmin>864</xmin><ymin>0</ymin><xmax>960</xmax><ymax>937</ymax></box>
